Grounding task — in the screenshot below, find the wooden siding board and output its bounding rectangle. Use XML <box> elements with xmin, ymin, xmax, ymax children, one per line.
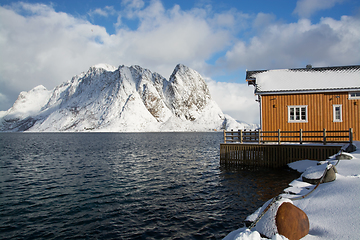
<box><xmin>261</xmin><ymin>92</ymin><xmax>359</xmax><ymax>141</ymax></box>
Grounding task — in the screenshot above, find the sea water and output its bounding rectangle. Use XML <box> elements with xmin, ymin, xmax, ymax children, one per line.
<box><xmin>0</xmin><ymin>132</ymin><xmax>299</xmax><ymax>239</ymax></box>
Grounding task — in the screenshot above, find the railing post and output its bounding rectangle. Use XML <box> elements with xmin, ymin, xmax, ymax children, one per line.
<box><xmin>239</xmin><ymin>129</ymin><xmax>243</xmax><ymax>144</ymax></box>
<box><xmin>231</xmin><ymin>129</ymin><xmax>234</xmax><ymax>142</ymax></box>
<box><xmin>223</xmin><ymin>130</ymin><xmax>226</xmax><ymax>143</ymax></box>
<box><xmin>323</xmin><ymin>128</ymin><xmax>327</xmax><ymax>145</ymax></box>
<box><xmin>258</xmin><ymin>129</ymin><xmax>261</xmax><ymax>144</ymax></box>
<box><xmin>349</xmin><ymin>128</ymin><xmax>353</xmax><ymax>144</ymax></box>
<box><xmin>299</xmin><ymin>129</ymin><xmax>303</xmax><ymax>144</ymax></box>
<box><xmin>278</xmin><ymin>129</ymin><xmax>281</xmax><ymax>145</ymax></box>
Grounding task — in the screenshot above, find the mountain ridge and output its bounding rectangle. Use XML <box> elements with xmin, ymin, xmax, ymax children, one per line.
<box><xmin>0</xmin><ymin>64</ymin><xmax>257</xmax><ymax>132</ymax></box>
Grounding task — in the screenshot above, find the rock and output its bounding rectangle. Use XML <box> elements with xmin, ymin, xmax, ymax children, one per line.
<box><xmin>322</xmin><ymin>165</ymin><xmax>337</xmax><ymax>183</ymax></box>
<box><xmin>335</xmin><ymin>152</ymin><xmax>354</xmax><ymax>160</ymax></box>
<box><xmin>342</xmin><ymin>143</ymin><xmax>357</xmax><ymax>153</ymax></box>
<box><xmin>276</xmin><ymin>202</ymin><xmax>309</xmax><ymax>240</ymax></box>
<box><xmin>302</xmin><ymin>164</ymin><xmax>337</xmax><ymax>185</ymax></box>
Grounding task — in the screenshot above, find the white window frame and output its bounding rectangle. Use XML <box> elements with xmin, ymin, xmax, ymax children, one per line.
<box><xmin>349</xmin><ymin>92</ymin><xmax>360</xmax><ymax>99</ymax></box>
<box><xmin>333</xmin><ymin>104</ymin><xmax>342</xmax><ymax>122</ymax></box>
<box><xmin>288</xmin><ymin>105</ymin><xmax>308</xmax><ymax>123</ymax></box>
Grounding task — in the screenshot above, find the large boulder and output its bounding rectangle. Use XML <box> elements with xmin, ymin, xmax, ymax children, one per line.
<box><xmin>276</xmin><ymin>202</ymin><xmax>309</xmax><ymax>240</ymax></box>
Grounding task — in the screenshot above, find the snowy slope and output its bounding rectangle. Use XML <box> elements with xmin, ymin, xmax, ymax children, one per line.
<box><xmin>0</xmin><ymin>64</ymin><xmax>255</xmax><ymax>132</ymax></box>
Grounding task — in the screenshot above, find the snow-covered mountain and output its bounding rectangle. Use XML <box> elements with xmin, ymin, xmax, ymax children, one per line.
<box><xmin>0</xmin><ymin>64</ymin><xmax>257</xmax><ymax>132</ymax></box>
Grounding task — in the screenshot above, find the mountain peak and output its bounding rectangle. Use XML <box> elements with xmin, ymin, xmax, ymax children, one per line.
<box><xmin>0</xmin><ymin>64</ymin><xmax>251</xmax><ymax>132</ymax></box>
<box><xmin>90</xmin><ymin>63</ymin><xmax>117</xmax><ymax>72</ymax></box>
<box><xmin>174</xmin><ymin>63</ymin><xmax>187</xmax><ymax>70</ymax></box>
<box><xmin>170</xmin><ymin>64</ymin><xmax>190</xmax><ymax>80</ymax></box>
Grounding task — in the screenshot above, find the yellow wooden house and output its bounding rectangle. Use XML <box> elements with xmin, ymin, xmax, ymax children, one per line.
<box><xmin>246</xmin><ymin>65</ymin><xmax>360</xmax><ymax>141</ymax></box>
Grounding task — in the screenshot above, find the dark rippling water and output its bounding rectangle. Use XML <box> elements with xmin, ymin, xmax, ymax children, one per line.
<box><xmin>0</xmin><ymin>132</ymin><xmax>299</xmax><ymax>239</ymax></box>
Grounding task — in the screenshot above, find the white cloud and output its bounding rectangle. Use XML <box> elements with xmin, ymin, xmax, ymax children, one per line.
<box><xmin>252</xmin><ymin>12</ymin><xmax>277</xmax><ymax>30</ymax></box>
<box><xmin>221</xmin><ymin>16</ymin><xmax>360</xmax><ymax>70</ymax></box>
<box><xmin>121</xmin><ymin>0</ymin><xmax>146</xmax><ymax>19</ymax></box>
<box><xmin>0</xmin><ymin>0</ymin><xmax>359</xmax><ymax>125</ymax></box>
<box><xmin>122</xmin><ymin>0</ymin><xmax>145</xmax><ymax>10</ymax></box>
<box><xmin>0</xmin><ymin>3</ymin><xmax>108</xmax><ymax>92</ymax></box>
<box><xmin>210</xmin><ymin>9</ymin><xmax>250</xmax><ymax>33</ymax></box>
<box><xmin>294</xmin><ymin>0</ymin><xmax>346</xmax><ymax>19</ymax></box>
<box><xmin>0</xmin><ymin>1</ymin><xmax>235</xmax><ymax>112</ymax></box>
<box><xmin>88</xmin><ymin>6</ymin><xmax>117</xmax><ymax>18</ymax></box>
<box><xmin>206</xmin><ymin>79</ymin><xmax>259</xmax><ymax>124</ymax></box>
<box><xmin>0</xmin><ymin>93</ymin><xmax>8</xmax><ymax>107</ymax></box>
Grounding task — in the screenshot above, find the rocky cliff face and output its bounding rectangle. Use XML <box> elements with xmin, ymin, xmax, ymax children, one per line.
<box><xmin>0</xmin><ymin>64</ymin><xmax>253</xmax><ymax>132</ymax></box>
<box><xmin>165</xmin><ymin>64</ymin><xmax>211</xmax><ymax>121</ymax></box>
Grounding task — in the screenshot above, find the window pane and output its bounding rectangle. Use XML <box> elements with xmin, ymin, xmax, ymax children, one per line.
<box><xmin>350</xmin><ymin>92</ymin><xmax>360</xmax><ymax>98</ymax></box>
<box><xmin>290</xmin><ymin>108</ymin><xmax>294</xmax><ymax>120</ymax></box>
<box><xmin>335</xmin><ymin>106</ymin><xmax>341</xmax><ymax>120</ymax></box>
<box><xmin>301</xmin><ymin>107</ymin><xmax>306</xmax><ymax>120</ymax></box>
<box><xmin>296</xmin><ymin>108</ymin><xmax>300</xmax><ymax>120</ymax></box>
<box><xmin>289</xmin><ymin>106</ymin><xmax>307</xmax><ymax>122</ymax></box>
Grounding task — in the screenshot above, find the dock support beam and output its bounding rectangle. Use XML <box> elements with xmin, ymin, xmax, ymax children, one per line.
<box><xmin>220</xmin><ymin>144</ymin><xmax>342</xmax><ymax>168</ymax></box>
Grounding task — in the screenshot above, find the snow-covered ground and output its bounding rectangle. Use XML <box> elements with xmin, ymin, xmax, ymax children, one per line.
<box><xmin>224</xmin><ymin>141</ymin><xmax>360</xmax><ymax>240</ymax></box>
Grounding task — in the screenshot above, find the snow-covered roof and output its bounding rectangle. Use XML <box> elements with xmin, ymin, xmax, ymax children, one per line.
<box><xmin>246</xmin><ymin>65</ymin><xmax>360</xmax><ymax>95</ymax></box>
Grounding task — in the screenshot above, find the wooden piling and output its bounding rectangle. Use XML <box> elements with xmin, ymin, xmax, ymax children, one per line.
<box><xmin>220</xmin><ymin>143</ymin><xmax>342</xmax><ymax>168</ymax></box>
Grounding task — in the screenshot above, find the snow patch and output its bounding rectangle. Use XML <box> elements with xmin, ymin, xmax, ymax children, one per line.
<box><xmin>3</xmin><ymin>85</ymin><xmax>51</xmax><ymax>120</ymax></box>
<box><xmin>91</xmin><ymin>63</ymin><xmax>117</xmax><ymax>72</ymax></box>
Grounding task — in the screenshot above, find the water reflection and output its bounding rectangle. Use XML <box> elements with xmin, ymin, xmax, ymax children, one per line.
<box><xmin>219</xmin><ymin>165</ymin><xmax>300</xmax><ymax>210</ymax></box>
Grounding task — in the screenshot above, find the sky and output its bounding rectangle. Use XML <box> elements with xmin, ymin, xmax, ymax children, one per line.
<box><xmin>0</xmin><ymin>0</ymin><xmax>359</xmax><ymax>124</ymax></box>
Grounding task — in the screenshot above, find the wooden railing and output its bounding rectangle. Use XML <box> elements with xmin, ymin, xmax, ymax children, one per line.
<box><xmin>224</xmin><ymin>128</ymin><xmax>353</xmax><ymax>145</ymax></box>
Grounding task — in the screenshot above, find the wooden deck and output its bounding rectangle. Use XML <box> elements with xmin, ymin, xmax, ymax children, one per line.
<box><xmin>220</xmin><ymin>143</ymin><xmax>342</xmax><ymax>168</ymax></box>
<box><xmin>220</xmin><ymin>129</ymin><xmax>351</xmax><ymax>168</ymax></box>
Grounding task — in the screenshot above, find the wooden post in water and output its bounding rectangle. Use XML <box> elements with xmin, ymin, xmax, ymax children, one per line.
<box><xmin>258</xmin><ymin>129</ymin><xmax>261</xmax><ymax>144</ymax></box>
<box><xmin>278</xmin><ymin>129</ymin><xmax>281</xmax><ymax>145</ymax></box>
<box><xmin>239</xmin><ymin>130</ymin><xmax>243</xmax><ymax>143</ymax></box>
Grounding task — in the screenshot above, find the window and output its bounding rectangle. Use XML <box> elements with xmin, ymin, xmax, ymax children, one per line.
<box><xmin>333</xmin><ymin>104</ymin><xmax>342</xmax><ymax>122</ymax></box>
<box><xmin>349</xmin><ymin>92</ymin><xmax>360</xmax><ymax>99</ymax></box>
<box><xmin>288</xmin><ymin>105</ymin><xmax>308</xmax><ymax>122</ymax></box>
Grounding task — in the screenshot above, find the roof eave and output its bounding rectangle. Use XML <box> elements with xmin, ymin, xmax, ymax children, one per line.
<box><xmin>255</xmin><ymin>88</ymin><xmax>360</xmax><ymax>95</ymax></box>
